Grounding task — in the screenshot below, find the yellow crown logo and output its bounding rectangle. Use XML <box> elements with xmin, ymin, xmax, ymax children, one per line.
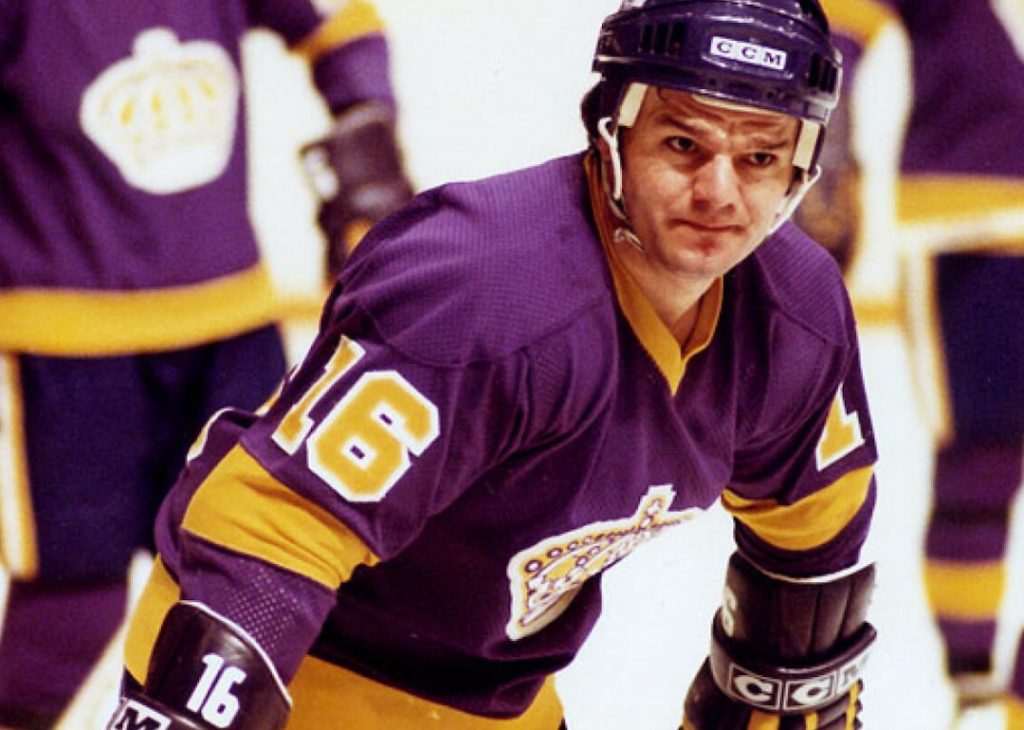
<box><xmin>80</xmin><ymin>28</ymin><xmax>240</xmax><ymax>195</ymax></box>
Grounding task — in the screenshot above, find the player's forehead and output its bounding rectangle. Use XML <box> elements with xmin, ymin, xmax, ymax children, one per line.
<box><xmin>639</xmin><ymin>87</ymin><xmax>799</xmax><ymax>141</ymax></box>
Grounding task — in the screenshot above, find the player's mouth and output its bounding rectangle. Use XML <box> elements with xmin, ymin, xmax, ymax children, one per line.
<box><xmin>679</xmin><ymin>219</ymin><xmax>741</xmax><ymax>234</ymax></box>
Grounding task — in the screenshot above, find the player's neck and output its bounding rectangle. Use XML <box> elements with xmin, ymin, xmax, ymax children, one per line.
<box><xmin>614</xmin><ymin>243</ymin><xmax>711</xmax><ymax>345</ymax></box>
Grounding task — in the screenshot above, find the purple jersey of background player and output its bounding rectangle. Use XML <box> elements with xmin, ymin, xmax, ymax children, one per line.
<box><xmin>134</xmin><ymin>152</ymin><xmax>878</xmax><ymax>719</ymax></box>
<box><xmin>0</xmin><ymin>0</ymin><xmax>393</xmax><ymax>356</ymax></box>
<box><xmin>889</xmin><ymin>0</ymin><xmax>1024</xmax><ymax>178</ymax></box>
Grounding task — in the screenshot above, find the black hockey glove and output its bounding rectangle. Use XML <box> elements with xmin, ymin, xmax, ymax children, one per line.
<box><xmin>301</xmin><ymin>100</ymin><xmax>414</xmax><ymax>278</ymax></box>
<box><xmin>681</xmin><ymin>552</ymin><xmax>876</xmax><ymax>730</ymax></box>
<box><xmin>107</xmin><ymin>602</ymin><xmax>290</xmax><ymax>730</ymax></box>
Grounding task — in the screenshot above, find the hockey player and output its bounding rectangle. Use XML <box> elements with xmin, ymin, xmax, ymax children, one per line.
<box><xmin>0</xmin><ymin>1</ymin><xmax>411</xmax><ymax>727</ymax></box>
<box><xmin>880</xmin><ymin>0</ymin><xmax>1024</xmax><ymax>723</ymax></box>
<box><xmin>821</xmin><ymin>0</ymin><xmax>1024</xmax><ymax>724</ymax></box>
<box><xmin>899</xmin><ymin>0</ymin><xmax>1024</xmax><ymax>718</ymax></box>
<box><xmin>106</xmin><ymin>1</ymin><xmax>878</xmax><ymax>728</ymax></box>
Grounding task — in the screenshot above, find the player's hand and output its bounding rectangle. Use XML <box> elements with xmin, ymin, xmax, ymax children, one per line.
<box><xmin>679</xmin><ymin>552</ymin><xmax>875</xmax><ymax>730</ymax></box>
<box><xmin>681</xmin><ymin>658</ymin><xmax>863</xmax><ymax>730</ymax></box>
<box><xmin>301</xmin><ymin>100</ymin><xmax>413</xmax><ymax>279</ymax></box>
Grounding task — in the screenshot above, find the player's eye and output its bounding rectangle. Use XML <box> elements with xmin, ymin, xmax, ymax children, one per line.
<box><xmin>666</xmin><ymin>136</ymin><xmax>697</xmax><ymax>154</ymax></box>
<box><xmin>745</xmin><ymin>151</ymin><xmax>778</xmax><ymax>168</ymax></box>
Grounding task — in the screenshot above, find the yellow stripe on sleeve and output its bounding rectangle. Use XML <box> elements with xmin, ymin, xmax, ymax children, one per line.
<box><xmin>923</xmin><ymin>560</ymin><xmax>1006</xmax><ymax>621</ymax></box>
<box><xmin>182</xmin><ymin>445</ymin><xmax>379</xmax><ymax>590</ymax></box>
<box><xmin>294</xmin><ymin>0</ymin><xmax>386</xmax><ymax>62</ymax></box>
<box><xmin>721</xmin><ymin>466</ymin><xmax>873</xmax><ymax>552</ymax></box>
<box><xmin>123</xmin><ymin>557</ymin><xmax>181</xmax><ymax>684</ymax></box>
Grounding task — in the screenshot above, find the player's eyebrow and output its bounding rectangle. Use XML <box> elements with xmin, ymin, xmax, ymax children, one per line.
<box><xmin>745</xmin><ymin>136</ymin><xmax>795</xmax><ymax>151</ymax></box>
<box><xmin>651</xmin><ymin>113</ymin><xmax>795</xmax><ymax>149</ymax></box>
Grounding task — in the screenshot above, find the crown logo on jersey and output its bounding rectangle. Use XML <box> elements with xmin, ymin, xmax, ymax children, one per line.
<box><xmin>79</xmin><ymin>28</ymin><xmax>240</xmax><ymax>195</ymax></box>
<box><xmin>504</xmin><ymin>485</ymin><xmax>695</xmax><ymax>640</ymax></box>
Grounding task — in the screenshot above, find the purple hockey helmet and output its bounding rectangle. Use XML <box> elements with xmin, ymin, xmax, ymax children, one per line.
<box><xmin>584</xmin><ymin>0</ymin><xmax>841</xmax><ymax>136</ymax></box>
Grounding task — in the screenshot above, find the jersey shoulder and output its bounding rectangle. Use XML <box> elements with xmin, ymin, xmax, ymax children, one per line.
<box><xmin>739</xmin><ymin>221</ymin><xmax>855</xmax><ymax>349</ymax></box>
<box><xmin>335</xmin><ymin>153</ymin><xmax>615</xmax><ymax>365</ymax></box>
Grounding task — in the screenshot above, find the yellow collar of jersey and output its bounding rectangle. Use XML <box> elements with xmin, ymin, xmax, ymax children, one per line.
<box><xmin>583</xmin><ymin>151</ymin><xmax>722</xmax><ymax>396</ymax></box>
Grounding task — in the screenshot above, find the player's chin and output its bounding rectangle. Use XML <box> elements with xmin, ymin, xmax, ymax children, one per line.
<box><xmin>671</xmin><ymin>237</ymin><xmax>749</xmax><ymax>276</ymax></box>
<box><xmin>665</xmin><ymin>253</ymin><xmax>733</xmax><ymax>281</ymax></box>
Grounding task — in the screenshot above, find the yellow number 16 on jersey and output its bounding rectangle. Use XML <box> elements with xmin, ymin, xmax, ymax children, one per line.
<box><xmin>272</xmin><ymin>337</ymin><xmax>440</xmax><ymax>503</ymax></box>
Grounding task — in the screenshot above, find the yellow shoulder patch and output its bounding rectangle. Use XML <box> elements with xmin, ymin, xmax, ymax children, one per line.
<box><xmin>816</xmin><ymin>385</ymin><xmax>866</xmax><ymax>471</ymax></box>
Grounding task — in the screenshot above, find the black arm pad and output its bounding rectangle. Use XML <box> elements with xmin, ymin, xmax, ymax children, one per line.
<box><xmin>107</xmin><ymin>602</ymin><xmax>290</xmax><ymax>730</ymax></box>
<box><xmin>706</xmin><ymin>552</ymin><xmax>876</xmax><ymax>714</ymax></box>
<box><xmin>720</xmin><ymin>551</ymin><xmax>875</xmax><ymax>660</ymax></box>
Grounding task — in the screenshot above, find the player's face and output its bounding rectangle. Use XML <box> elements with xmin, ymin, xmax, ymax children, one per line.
<box><xmin>615</xmin><ymin>88</ymin><xmax>798</xmax><ymax>282</ymax></box>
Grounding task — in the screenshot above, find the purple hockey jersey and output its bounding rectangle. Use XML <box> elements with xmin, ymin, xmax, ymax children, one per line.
<box><xmin>0</xmin><ymin>0</ymin><xmax>394</xmax><ymax>355</ymax></box>
<box><xmin>127</xmin><ymin>152</ymin><xmax>877</xmax><ymax>721</ymax></box>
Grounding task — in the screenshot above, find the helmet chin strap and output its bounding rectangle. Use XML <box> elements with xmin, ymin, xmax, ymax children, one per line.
<box><xmin>596</xmin><ymin>82</ymin><xmax>824</xmax><ymax>244</ymax></box>
<box><xmin>597</xmin><ymin>115</ymin><xmax>646</xmax><ymax>251</ymax></box>
<box><xmin>596</xmin><ymin>83</ymin><xmax>648</xmax><ymax>249</ymax></box>
<box><xmin>770</xmin><ymin>164</ymin><xmax>820</xmax><ymax>234</ymax></box>
<box><xmin>770</xmin><ymin>118</ymin><xmax>822</xmax><ymax>232</ymax></box>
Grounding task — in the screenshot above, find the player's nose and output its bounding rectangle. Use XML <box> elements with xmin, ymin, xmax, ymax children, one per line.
<box><xmin>691</xmin><ymin>155</ymin><xmax>740</xmax><ymax>211</ymax></box>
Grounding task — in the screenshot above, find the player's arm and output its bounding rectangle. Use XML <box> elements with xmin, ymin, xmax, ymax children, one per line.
<box><xmin>292</xmin><ymin>0</ymin><xmax>413</xmax><ymax>276</ymax></box>
<box><xmin>246</xmin><ymin>0</ymin><xmax>413</xmax><ymax>276</ymax></box>
<box><xmin>681</xmin><ymin>552</ymin><xmax>875</xmax><ymax>730</ymax></box>
<box><xmin>684</xmin><ymin>327</ymin><xmax>878</xmax><ymax>728</ymax></box>
<box><xmin>104</xmin><ymin>339</ymin><xmax>387</xmax><ymax>730</ymax></box>
<box><xmin>107</xmin><ymin>602</ymin><xmax>290</xmax><ymax>730</ymax></box>
<box><xmin>105</xmin><ymin>437</ymin><xmax>376</xmax><ymax>730</ymax></box>
<box><xmin>106</xmin><ymin>315</ymin><xmax>481</xmax><ymax>729</ymax></box>
<box><xmin>300</xmin><ymin>98</ymin><xmax>413</xmax><ymax>277</ymax></box>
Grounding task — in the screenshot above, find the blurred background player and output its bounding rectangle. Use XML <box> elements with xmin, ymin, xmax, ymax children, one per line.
<box><xmin>105</xmin><ymin>1</ymin><xmax>879</xmax><ymax>729</ymax></box>
<box><xmin>816</xmin><ymin>0</ymin><xmax>1024</xmax><ymax>725</ymax></box>
<box><xmin>0</xmin><ymin>1</ymin><xmax>412</xmax><ymax>727</ymax></box>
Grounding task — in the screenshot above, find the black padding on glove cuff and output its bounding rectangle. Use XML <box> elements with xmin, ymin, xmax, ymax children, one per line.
<box><xmin>722</xmin><ymin>552</ymin><xmax>876</xmax><ymax>661</ymax></box>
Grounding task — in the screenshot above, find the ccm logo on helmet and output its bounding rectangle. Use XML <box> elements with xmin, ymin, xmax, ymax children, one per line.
<box><xmin>710</xmin><ymin>36</ymin><xmax>787</xmax><ymax>71</ymax></box>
